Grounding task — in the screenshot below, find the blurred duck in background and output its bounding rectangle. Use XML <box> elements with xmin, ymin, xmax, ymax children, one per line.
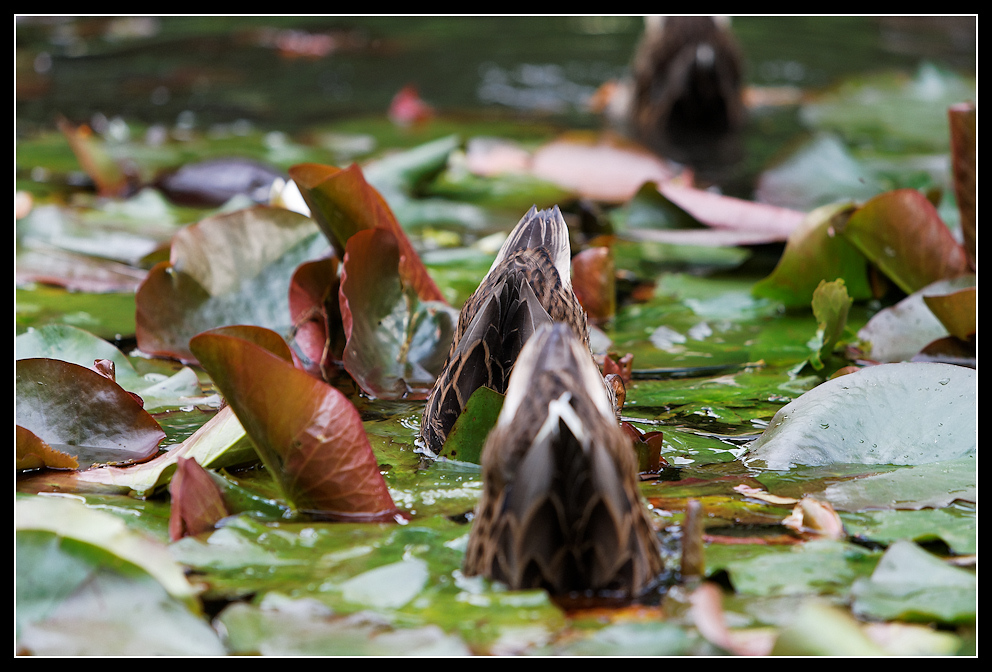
<box><xmin>594</xmin><ymin>16</ymin><xmax>746</xmax><ymax>178</ymax></box>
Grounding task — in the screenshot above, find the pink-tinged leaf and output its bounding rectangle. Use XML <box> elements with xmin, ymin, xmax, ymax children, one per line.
<box><xmin>753</xmin><ymin>203</ymin><xmax>873</xmax><ymax>308</ymax></box>
<box><xmin>948</xmin><ymin>102</ymin><xmax>976</xmax><ymax>268</ymax></box>
<box><xmin>657</xmin><ymin>183</ymin><xmax>805</xmax><ymax>243</ymax></box>
<box><xmin>839</xmin><ymin>189</ymin><xmax>972</xmax><ymax>295</ymax></box>
<box><xmin>16</xmin><ymin>425</ymin><xmax>79</xmax><ymax>471</ymax></box>
<box><xmin>288</xmin><ymin>162</ymin><xmax>445</xmax><ymax>303</ymax></box>
<box><xmin>169</xmin><ymin>457</ymin><xmax>229</xmax><ymax>541</ymax></box>
<box><xmin>15</xmin><ymin>358</ymin><xmax>165</xmax><ymax>469</ymax></box>
<box><xmin>135</xmin><ymin>206</ymin><xmax>327</xmax><ymax>363</ymax></box>
<box><xmin>189</xmin><ymin>328</ymin><xmax>399</xmax><ymax>521</ymax></box>
<box><xmin>339</xmin><ymin>227</ymin><xmax>457</xmax><ymax>400</ymax></box>
<box><xmin>529</xmin><ymin>132</ymin><xmax>679</xmax><ymax>203</ymax></box>
<box><xmin>288</xmin><ymin>256</ymin><xmax>345</xmax><ymax>377</ymax></box>
<box><xmin>571</xmin><ymin>247</ymin><xmax>616</xmax><ymax>326</ymax></box>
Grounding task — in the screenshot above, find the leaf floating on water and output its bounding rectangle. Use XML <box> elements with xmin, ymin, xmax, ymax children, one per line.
<box><xmin>169</xmin><ymin>457</ymin><xmax>229</xmax><ymax>541</ymax></box>
<box><xmin>745</xmin><ymin>362</ymin><xmax>975</xmax><ymax>469</ymax></box>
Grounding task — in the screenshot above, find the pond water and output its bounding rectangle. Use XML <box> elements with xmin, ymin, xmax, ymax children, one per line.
<box><xmin>16</xmin><ymin>16</ymin><xmax>976</xmax><ymax>188</ymax></box>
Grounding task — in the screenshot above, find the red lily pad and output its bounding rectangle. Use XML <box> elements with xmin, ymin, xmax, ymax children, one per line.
<box><xmin>189</xmin><ymin>327</ymin><xmax>399</xmax><ymax>521</ymax></box>
<box><xmin>288</xmin><ymin>162</ymin><xmax>444</xmax><ymax>303</ymax></box>
<box><xmin>135</xmin><ymin>206</ymin><xmax>327</xmax><ymax>363</ymax></box>
<box><xmin>16</xmin><ymin>425</ymin><xmax>78</xmax><ymax>471</ymax></box>
<box><xmin>338</xmin><ymin>227</ymin><xmax>457</xmax><ymax>400</ymax></box>
<box><xmin>168</xmin><ymin>457</ymin><xmax>229</xmax><ymax>541</ymax></box>
<box><xmin>839</xmin><ymin>189</ymin><xmax>972</xmax><ymax>295</ymax></box>
<box><xmin>16</xmin><ymin>358</ymin><xmax>165</xmax><ymax>469</ymax></box>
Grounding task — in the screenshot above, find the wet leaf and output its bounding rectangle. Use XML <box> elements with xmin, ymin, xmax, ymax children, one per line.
<box><xmin>839</xmin><ymin>189</ymin><xmax>971</xmax><ymax>295</ymax></box>
<box><xmin>169</xmin><ymin>457</ymin><xmax>229</xmax><ymax>541</ymax></box>
<box><xmin>922</xmin><ymin>285</ymin><xmax>975</xmax><ymax>341</ymax></box>
<box><xmin>753</xmin><ymin>202</ymin><xmax>872</xmax><ymax>308</ymax></box>
<box><xmin>745</xmin><ymin>362</ymin><xmax>975</xmax><ymax>469</ymax></box>
<box><xmin>822</xmin><ymin>457</ymin><xmax>975</xmax><ymax>512</ymax></box>
<box><xmin>154</xmin><ymin>157</ymin><xmax>284</xmax><ymax>207</ymax></box>
<box><xmin>338</xmin><ymin>227</ymin><xmax>457</xmax><ymax>400</ymax></box>
<box><xmin>16</xmin><ymin>358</ymin><xmax>166</xmax><ymax>469</ymax></box>
<box><xmin>135</xmin><ymin>205</ymin><xmax>328</xmax><ymax>363</ymax></box>
<box><xmin>16</xmin><ymin>324</ymin><xmax>202</xmax><ymax>411</ymax></box>
<box><xmin>16</xmin><ymin>425</ymin><xmax>78</xmax><ymax>471</ymax></box>
<box><xmin>288</xmin><ymin>256</ymin><xmax>345</xmax><ymax>375</ymax></box>
<box><xmin>189</xmin><ymin>327</ymin><xmax>399</xmax><ymax>521</ymax></box>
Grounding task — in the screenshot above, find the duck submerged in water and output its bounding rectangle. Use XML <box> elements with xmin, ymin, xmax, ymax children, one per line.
<box><xmin>463</xmin><ymin>322</ymin><xmax>664</xmax><ymax>597</ymax></box>
<box><xmin>419</xmin><ymin>205</ymin><xmax>590</xmax><ymax>457</ymax></box>
<box><xmin>595</xmin><ymin>16</ymin><xmax>746</xmax><ymax>177</ymax></box>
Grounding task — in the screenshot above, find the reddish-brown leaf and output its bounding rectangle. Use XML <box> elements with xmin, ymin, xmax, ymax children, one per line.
<box><xmin>288</xmin><ymin>162</ymin><xmax>444</xmax><ymax>303</ymax></box>
<box><xmin>840</xmin><ymin>189</ymin><xmax>972</xmax><ymax>294</ymax></box>
<box><xmin>189</xmin><ymin>328</ymin><xmax>399</xmax><ymax>521</ymax></box>
<box><xmin>168</xmin><ymin>456</ymin><xmax>229</xmax><ymax>541</ymax></box>
<box><xmin>288</xmin><ymin>256</ymin><xmax>345</xmax><ymax>377</ymax></box>
<box><xmin>571</xmin><ymin>246</ymin><xmax>616</xmax><ymax>325</ymax></box>
<box><xmin>948</xmin><ymin>102</ymin><xmax>976</xmax><ymax>269</ymax></box>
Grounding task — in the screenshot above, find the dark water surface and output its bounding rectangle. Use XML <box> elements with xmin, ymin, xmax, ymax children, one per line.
<box><xmin>16</xmin><ymin>16</ymin><xmax>976</xmax><ymax>134</ymax></box>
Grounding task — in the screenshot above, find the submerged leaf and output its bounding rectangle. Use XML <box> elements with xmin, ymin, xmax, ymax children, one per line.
<box><xmin>189</xmin><ymin>327</ymin><xmax>399</xmax><ymax>521</ymax></box>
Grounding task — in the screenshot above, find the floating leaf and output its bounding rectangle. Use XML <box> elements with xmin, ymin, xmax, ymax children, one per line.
<box><xmin>16</xmin><ymin>358</ymin><xmax>165</xmax><ymax>469</ymax></box>
<box><xmin>135</xmin><ymin>206</ymin><xmax>327</xmax><ymax>363</ymax></box>
<box><xmin>16</xmin><ymin>425</ymin><xmax>78</xmax><ymax>471</ymax></box>
<box><xmin>753</xmin><ymin>202</ymin><xmax>872</xmax><ymax>308</ymax></box>
<box><xmin>189</xmin><ymin>327</ymin><xmax>399</xmax><ymax>521</ymax></box>
<box><xmin>851</xmin><ymin>540</ymin><xmax>976</xmax><ymax>624</ymax></box>
<box><xmin>154</xmin><ymin>157</ymin><xmax>284</xmax><ymax>207</ymax></box>
<box><xmin>287</xmin><ymin>256</ymin><xmax>345</xmax><ymax>376</ymax></box>
<box><xmin>16</xmin><ymin>324</ymin><xmax>201</xmax><ymax>411</ymax></box>
<box><xmin>745</xmin><ymin>362</ymin><xmax>975</xmax><ymax>469</ymax></box>
<box><xmin>839</xmin><ymin>189</ymin><xmax>971</xmax><ymax>295</ymax></box>
<box><xmin>922</xmin><ymin>285</ymin><xmax>975</xmax><ymax>341</ymax></box>
<box><xmin>338</xmin><ymin>227</ymin><xmax>457</xmax><ymax>400</ymax></box>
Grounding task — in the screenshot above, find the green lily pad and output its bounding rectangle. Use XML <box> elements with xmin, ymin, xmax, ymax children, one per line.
<box><xmin>438</xmin><ymin>386</ymin><xmax>504</xmax><ymax>464</ymax></box>
<box><xmin>850</xmin><ymin>540</ymin><xmax>975</xmax><ymax>624</ymax></box>
<box><xmin>744</xmin><ymin>362</ymin><xmax>975</xmax><ymax>469</ymax></box>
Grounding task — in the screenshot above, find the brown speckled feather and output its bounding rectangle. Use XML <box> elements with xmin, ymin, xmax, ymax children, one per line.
<box><xmin>419</xmin><ymin>206</ymin><xmax>589</xmax><ymax>456</ymax></box>
<box><xmin>463</xmin><ymin>323</ymin><xmax>663</xmax><ymax>597</ymax></box>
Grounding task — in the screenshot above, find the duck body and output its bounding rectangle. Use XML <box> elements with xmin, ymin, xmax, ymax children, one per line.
<box><xmin>419</xmin><ymin>205</ymin><xmax>588</xmax><ymax>456</ymax></box>
<box><xmin>463</xmin><ymin>323</ymin><xmax>664</xmax><ymax>597</ymax></box>
<box><xmin>630</xmin><ymin>15</ymin><xmax>745</xmax><ymax>171</ymax></box>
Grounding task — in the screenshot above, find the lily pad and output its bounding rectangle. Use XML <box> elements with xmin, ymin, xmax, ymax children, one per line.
<box><xmin>135</xmin><ymin>205</ymin><xmax>328</xmax><ymax>363</ymax></box>
<box><xmin>850</xmin><ymin>540</ymin><xmax>976</xmax><ymax>624</ymax></box>
<box><xmin>189</xmin><ymin>326</ymin><xmax>399</xmax><ymax>521</ymax></box>
<box><xmin>16</xmin><ymin>358</ymin><xmax>166</xmax><ymax>469</ymax></box>
<box><xmin>744</xmin><ymin>362</ymin><xmax>975</xmax><ymax>469</ymax></box>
